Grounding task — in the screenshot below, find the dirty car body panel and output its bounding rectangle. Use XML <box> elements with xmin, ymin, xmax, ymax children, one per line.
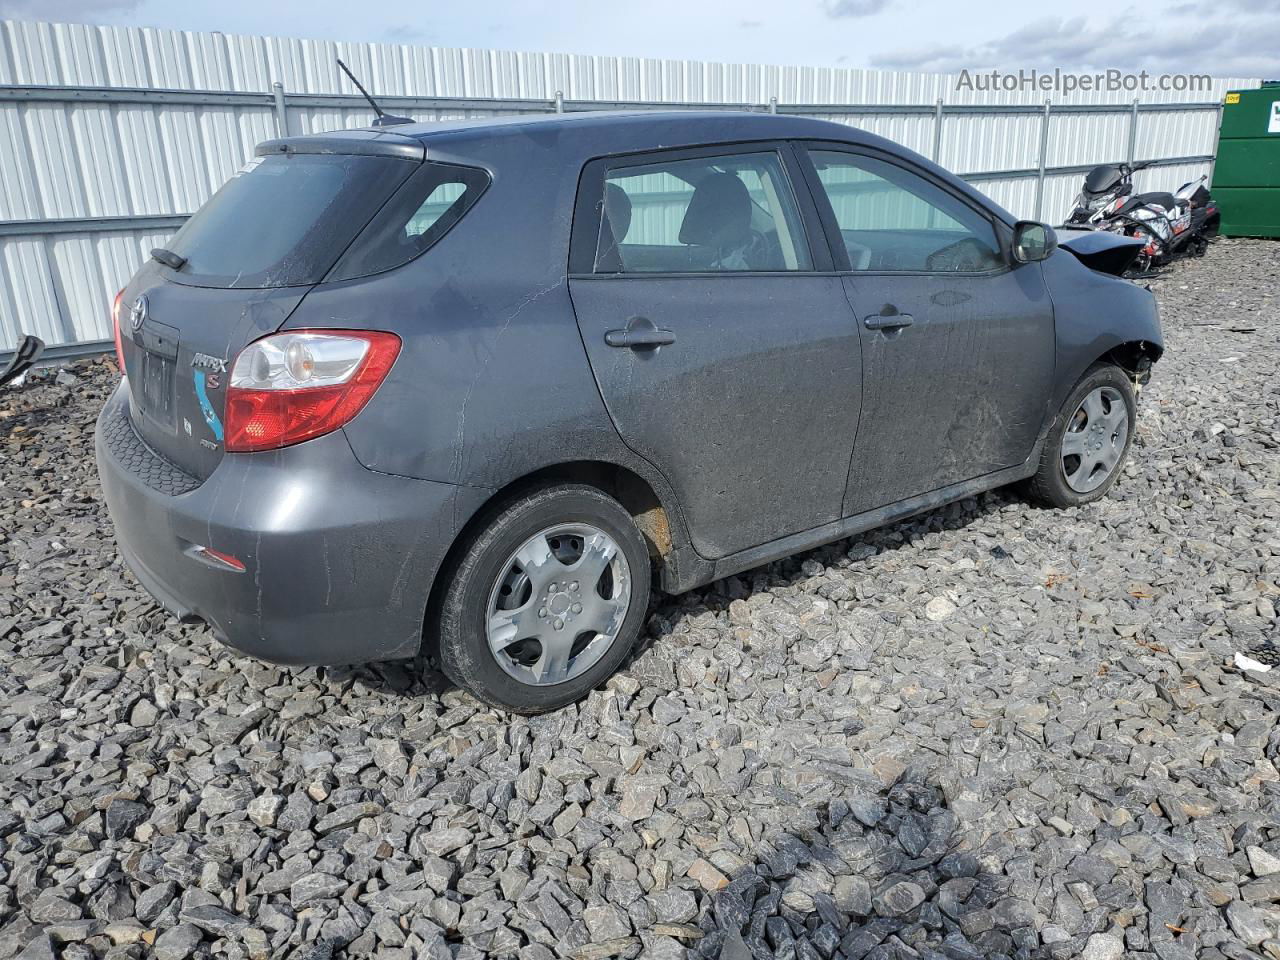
<box><xmin>95</xmin><ymin>110</ymin><xmax>1161</xmax><ymax>670</ymax></box>
<box><xmin>96</xmin><ymin>385</ymin><xmax>492</xmax><ymax>663</ymax></box>
<box><xmin>786</xmin><ymin>143</ymin><xmax>1059</xmax><ymax>516</ymax></box>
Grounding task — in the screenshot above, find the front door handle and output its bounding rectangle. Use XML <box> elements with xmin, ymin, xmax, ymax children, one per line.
<box><xmin>864</xmin><ymin>312</ymin><xmax>914</xmax><ymax>331</ymax></box>
<box><xmin>605</xmin><ymin>317</ymin><xmax>676</xmax><ymax>349</ymax></box>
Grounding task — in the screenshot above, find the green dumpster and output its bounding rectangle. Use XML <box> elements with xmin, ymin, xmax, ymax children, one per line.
<box><xmin>1214</xmin><ymin>83</ymin><xmax>1280</xmax><ymax>238</ymax></box>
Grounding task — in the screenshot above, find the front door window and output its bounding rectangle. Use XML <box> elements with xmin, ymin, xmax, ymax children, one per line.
<box><xmin>807</xmin><ymin>150</ymin><xmax>1003</xmax><ymax>273</ymax></box>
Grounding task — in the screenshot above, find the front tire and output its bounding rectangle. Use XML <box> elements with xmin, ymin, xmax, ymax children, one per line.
<box><xmin>1026</xmin><ymin>363</ymin><xmax>1136</xmax><ymax>508</ymax></box>
<box><xmin>435</xmin><ymin>484</ymin><xmax>651</xmax><ymax>713</ymax></box>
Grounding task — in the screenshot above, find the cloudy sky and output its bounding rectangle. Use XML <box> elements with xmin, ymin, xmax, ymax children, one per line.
<box><xmin>2</xmin><ymin>0</ymin><xmax>1277</xmax><ymax>79</ymax></box>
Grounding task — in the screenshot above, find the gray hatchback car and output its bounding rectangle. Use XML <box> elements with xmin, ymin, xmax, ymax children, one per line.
<box><xmin>96</xmin><ymin>111</ymin><xmax>1161</xmax><ymax>712</ymax></box>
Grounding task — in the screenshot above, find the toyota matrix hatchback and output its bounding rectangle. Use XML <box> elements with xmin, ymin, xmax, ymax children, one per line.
<box><xmin>96</xmin><ymin>112</ymin><xmax>1161</xmax><ymax>712</ymax></box>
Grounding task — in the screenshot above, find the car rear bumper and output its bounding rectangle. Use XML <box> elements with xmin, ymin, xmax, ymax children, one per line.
<box><xmin>95</xmin><ymin>381</ymin><xmax>481</xmax><ymax>665</ymax></box>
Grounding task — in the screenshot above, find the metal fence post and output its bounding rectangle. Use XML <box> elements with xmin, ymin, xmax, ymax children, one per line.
<box><xmin>1126</xmin><ymin>97</ymin><xmax>1139</xmax><ymax>166</ymax></box>
<box><xmin>769</xmin><ymin>96</ymin><xmax>777</xmax><ymax>114</ymax></box>
<box><xmin>1208</xmin><ymin>100</ymin><xmax>1224</xmax><ymax>185</ymax></box>
<box><xmin>554</xmin><ymin>90</ymin><xmax>564</xmax><ymax>113</ymax></box>
<box><xmin>272</xmin><ymin>81</ymin><xmax>288</xmax><ymax>138</ymax></box>
<box><xmin>931</xmin><ymin>98</ymin><xmax>944</xmax><ymax>162</ymax></box>
<box><xmin>1033</xmin><ymin>98</ymin><xmax>1051</xmax><ymax>220</ymax></box>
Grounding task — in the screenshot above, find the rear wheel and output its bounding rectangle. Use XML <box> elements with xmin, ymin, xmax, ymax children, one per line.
<box><xmin>435</xmin><ymin>484</ymin><xmax>651</xmax><ymax>713</ymax></box>
<box><xmin>1026</xmin><ymin>363</ymin><xmax>1136</xmax><ymax>508</ymax></box>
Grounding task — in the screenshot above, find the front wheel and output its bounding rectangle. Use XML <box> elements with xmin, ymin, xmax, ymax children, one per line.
<box><xmin>1025</xmin><ymin>363</ymin><xmax>1136</xmax><ymax>508</ymax></box>
<box><xmin>1123</xmin><ymin>250</ymin><xmax>1154</xmax><ymax>277</ymax></box>
<box><xmin>435</xmin><ymin>484</ymin><xmax>651</xmax><ymax>713</ymax></box>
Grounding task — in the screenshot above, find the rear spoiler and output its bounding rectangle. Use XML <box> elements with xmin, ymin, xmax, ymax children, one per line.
<box><xmin>256</xmin><ymin>129</ymin><xmax>425</xmax><ymax>162</ymax></box>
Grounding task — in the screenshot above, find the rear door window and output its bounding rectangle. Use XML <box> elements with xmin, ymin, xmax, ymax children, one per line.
<box><xmin>595</xmin><ymin>152</ymin><xmax>811</xmax><ymax>273</ymax></box>
<box><xmin>164</xmin><ymin>154</ymin><xmax>416</xmax><ymax>288</ymax></box>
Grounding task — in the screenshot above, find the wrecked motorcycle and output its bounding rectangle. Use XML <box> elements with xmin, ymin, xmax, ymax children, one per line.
<box><xmin>1064</xmin><ymin>160</ymin><xmax>1220</xmax><ymax>275</ymax></box>
<box><xmin>0</xmin><ymin>334</ymin><xmax>44</xmax><ymax>388</ymax></box>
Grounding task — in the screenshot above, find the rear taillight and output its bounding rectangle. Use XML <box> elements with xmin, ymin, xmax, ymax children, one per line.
<box><xmin>112</xmin><ymin>289</ymin><xmax>126</xmax><ymax>376</ymax></box>
<box><xmin>224</xmin><ymin>330</ymin><xmax>400</xmax><ymax>453</ymax></box>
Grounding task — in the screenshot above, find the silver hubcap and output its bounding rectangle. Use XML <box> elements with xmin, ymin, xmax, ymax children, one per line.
<box><xmin>486</xmin><ymin>523</ymin><xmax>631</xmax><ymax>686</ymax></box>
<box><xmin>1061</xmin><ymin>386</ymin><xmax>1129</xmax><ymax>493</ymax></box>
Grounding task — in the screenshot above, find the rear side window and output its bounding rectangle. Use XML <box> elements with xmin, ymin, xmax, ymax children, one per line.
<box><xmin>327</xmin><ymin>161</ymin><xmax>489</xmax><ymax>282</ymax></box>
<box><xmin>596</xmin><ymin>152</ymin><xmax>811</xmax><ymax>273</ymax></box>
<box><xmin>165</xmin><ymin>154</ymin><xmax>416</xmax><ymax>288</ymax></box>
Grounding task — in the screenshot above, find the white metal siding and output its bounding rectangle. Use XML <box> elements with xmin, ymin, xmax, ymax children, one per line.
<box><xmin>0</xmin><ymin>17</ymin><xmax>1262</xmax><ymax>352</ymax></box>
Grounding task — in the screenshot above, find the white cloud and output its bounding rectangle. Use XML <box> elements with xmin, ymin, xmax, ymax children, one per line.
<box><xmin>870</xmin><ymin>13</ymin><xmax>1278</xmax><ymax>79</ymax></box>
<box><xmin>0</xmin><ymin>0</ymin><xmax>1269</xmax><ymax>83</ymax></box>
<box><xmin>821</xmin><ymin>0</ymin><xmax>892</xmax><ymax>18</ymax></box>
<box><xmin>0</xmin><ymin>0</ymin><xmax>138</xmax><ymax>17</ymax></box>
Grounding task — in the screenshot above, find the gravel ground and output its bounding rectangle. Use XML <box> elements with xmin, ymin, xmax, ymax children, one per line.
<box><xmin>2</xmin><ymin>238</ymin><xmax>1279</xmax><ymax>960</ymax></box>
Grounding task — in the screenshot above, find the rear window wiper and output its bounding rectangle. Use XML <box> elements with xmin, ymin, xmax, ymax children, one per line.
<box><xmin>150</xmin><ymin>247</ymin><xmax>187</xmax><ymax>271</ymax></box>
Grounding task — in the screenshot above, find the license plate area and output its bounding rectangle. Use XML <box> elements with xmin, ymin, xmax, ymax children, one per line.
<box><xmin>134</xmin><ymin>319</ymin><xmax>180</xmax><ymax>430</ymax></box>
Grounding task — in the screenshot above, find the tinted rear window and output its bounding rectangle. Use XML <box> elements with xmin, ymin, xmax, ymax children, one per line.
<box><xmin>164</xmin><ymin>154</ymin><xmax>416</xmax><ymax>288</ymax></box>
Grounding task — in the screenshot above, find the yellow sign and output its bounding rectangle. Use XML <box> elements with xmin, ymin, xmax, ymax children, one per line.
<box><xmin>1225</xmin><ymin>93</ymin><xmax>1241</xmax><ymax>104</ymax></box>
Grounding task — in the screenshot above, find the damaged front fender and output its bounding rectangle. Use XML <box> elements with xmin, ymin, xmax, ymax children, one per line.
<box><xmin>1042</xmin><ymin>248</ymin><xmax>1163</xmax><ymax>414</ymax></box>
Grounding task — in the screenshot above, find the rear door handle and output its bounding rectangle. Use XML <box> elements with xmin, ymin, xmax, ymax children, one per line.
<box><xmin>864</xmin><ymin>312</ymin><xmax>914</xmax><ymax>330</ymax></box>
<box><xmin>605</xmin><ymin>319</ymin><xmax>676</xmax><ymax>349</ymax></box>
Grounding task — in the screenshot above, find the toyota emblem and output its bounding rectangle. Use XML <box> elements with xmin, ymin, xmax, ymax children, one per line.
<box><xmin>129</xmin><ymin>295</ymin><xmax>148</xmax><ymax>333</ymax></box>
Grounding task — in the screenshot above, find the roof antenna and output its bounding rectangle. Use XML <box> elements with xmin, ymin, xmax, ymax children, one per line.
<box><xmin>336</xmin><ymin>58</ymin><xmax>413</xmax><ymax>127</ymax></box>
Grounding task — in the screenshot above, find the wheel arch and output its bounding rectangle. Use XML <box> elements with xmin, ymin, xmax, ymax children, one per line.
<box><xmin>1097</xmin><ymin>338</ymin><xmax>1164</xmax><ymax>378</ymax></box>
<box><xmin>421</xmin><ymin>458</ymin><xmax>705</xmax><ymax>659</ymax></box>
<box><xmin>1043</xmin><ymin>336</ymin><xmax>1160</xmax><ymax>437</ymax></box>
<box><xmin>481</xmin><ymin>460</ymin><xmax>678</xmax><ymax>560</ymax></box>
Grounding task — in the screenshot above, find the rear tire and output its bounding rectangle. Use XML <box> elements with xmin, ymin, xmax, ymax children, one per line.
<box><xmin>435</xmin><ymin>484</ymin><xmax>651</xmax><ymax>713</ymax></box>
<box><xmin>1025</xmin><ymin>363</ymin><xmax>1136</xmax><ymax>508</ymax></box>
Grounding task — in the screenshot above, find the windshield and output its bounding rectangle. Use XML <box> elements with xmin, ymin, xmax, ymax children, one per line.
<box><xmin>1083</xmin><ymin>165</ymin><xmax>1121</xmax><ymax>195</ymax></box>
<box><xmin>164</xmin><ymin>153</ymin><xmax>417</xmax><ymax>288</ymax></box>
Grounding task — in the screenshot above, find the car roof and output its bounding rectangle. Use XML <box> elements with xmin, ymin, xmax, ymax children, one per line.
<box><xmin>399</xmin><ymin>110</ymin><xmax>854</xmax><ymax>141</ymax></box>
<box><xmin>393</xmin><ymin>110</ymin><xmax>893</xmax><ymax>157</ymax></box>
<box><xmin>258</xmin><ymin>110</ymin><xmax>1017</xmax><ymax>226</ymax></box>
<box><xmin>256</xmin><ymin>110</ymin><xmax>876</xmax><ymax>164</ymax></box>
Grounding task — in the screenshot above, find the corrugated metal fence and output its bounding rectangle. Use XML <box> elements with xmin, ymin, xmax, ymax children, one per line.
<box><xmin>0</xmin><ymin>18</ymin><xmax>1260</xmax><ymax>356</ymax></box>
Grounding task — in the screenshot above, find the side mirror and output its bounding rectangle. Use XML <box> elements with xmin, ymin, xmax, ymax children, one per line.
<box><xmin>1012</xmin><ymin>221</ymin><xmax>1058</xmax><ymax>263</ymax></box>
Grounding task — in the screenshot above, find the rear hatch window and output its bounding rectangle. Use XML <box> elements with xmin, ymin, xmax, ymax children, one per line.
<box><xmin>164</xmin><ymin>153</ymin><xmax>415</xmax><ymax>288</ymax></box>
<box><xmin>164</xmin><ymin>153</ymin><xmax>489</xmax><ymax>288</ymax></box>
<box><xmin>122</xmin><ymin>148</ymin><xmax>491</xmax><ymax>481</ymax></box>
